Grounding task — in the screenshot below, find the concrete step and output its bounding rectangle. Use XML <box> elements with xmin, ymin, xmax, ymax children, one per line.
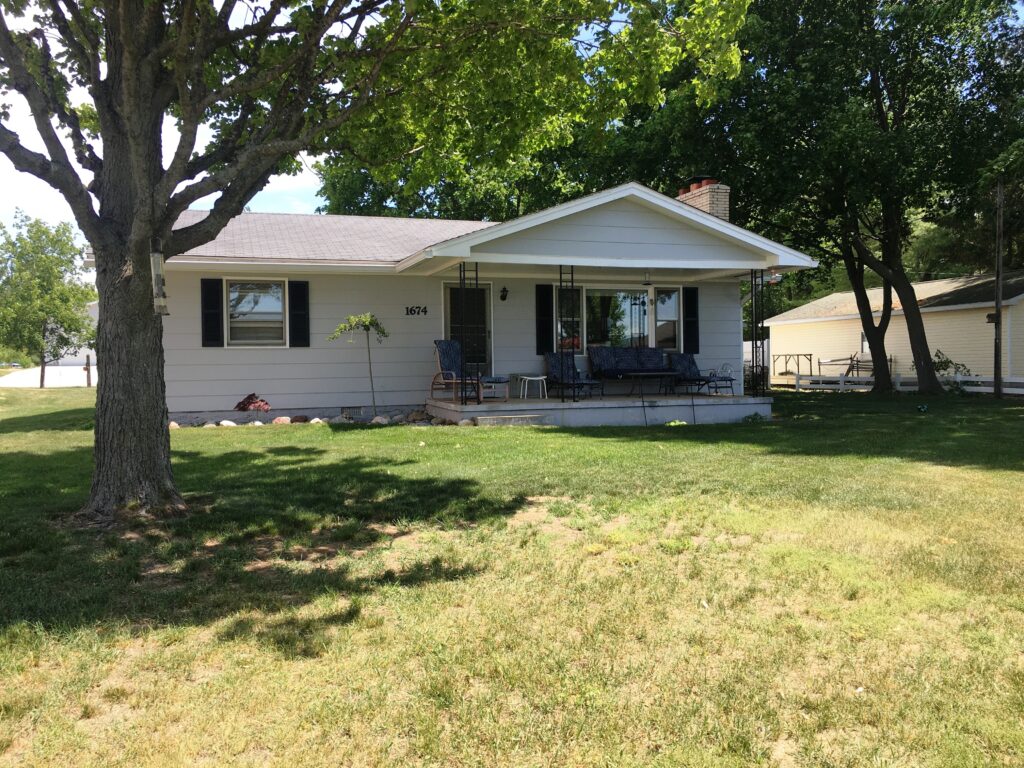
<box><xmin>474</xmin><ymin>414</ymin><xmax>547</xmax><ymax>427</ymax></box>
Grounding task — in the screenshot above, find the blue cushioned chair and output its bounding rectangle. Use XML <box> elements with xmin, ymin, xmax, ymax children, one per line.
<box><xmin>431</xmin><ymin>339</ymin><xmax>510</xmax><ymax>402</ymax></box>
<box><xmin>545</xmin><ymin>352</ymin><xmax>603</xmax><ymax>399</ymax></box>
<box><xmin>667</xmin><ymin>352</ymin><xmax>713</xmax><ymax>393</ymax></box>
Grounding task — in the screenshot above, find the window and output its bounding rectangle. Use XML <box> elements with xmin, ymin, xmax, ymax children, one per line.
<box><xmin>556</xmin><ymin>287</ymin><xmax>582</xmax><ymax>351</ymax></box>
<box><xmin>585</xmin><ymin>289</ymin><xmax>649</xmax><ymax>348</ymax></box>
<box><xmin>654</xmin><ymin>288</ymin><xmax>680</xmax><ymax>350</ymax></box>
<box><xmin>227</xmin><ymin>281</ymin><xmax>286</xmax><ymax>346</ymax></box>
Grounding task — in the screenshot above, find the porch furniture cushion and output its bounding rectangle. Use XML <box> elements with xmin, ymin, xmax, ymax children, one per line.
<box><xmin>431</xmin><ymin>339</ymin><xmax>483</xmax><ymax>402</ymax></box>
<box><xmin>588</xmin><ymin>345</ymin><xmax>674</xmax><ymax>378</ymax></box>
<box><xmin>612</xmin><ymin>347</ymin><xmax>640</xmax><ymax>371</ymax></box>
<box><xmin>636</xmin><ymin>347</ymin><xmax>670</xmax><ymax>371</ymax></box>
<box><xmin>545</xmin><ymin>352</ymin><xmax>603</xmax><ymax>398</ymax></box>
<box><xmin>667</xmin><ymin>352</ymin><xmax>712</xmax><ymax>392</ymax></box>
<box><xmin>587</xmin><ymin>345</ymin><xmax>617</xmax><ymax>375</ymax></box>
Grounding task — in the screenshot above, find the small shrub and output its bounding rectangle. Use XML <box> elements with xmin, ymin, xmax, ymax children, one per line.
<box><xmin>742</xmin><ymin>412</ymin><xmax>768</xmax><ymax>424</ymax></box>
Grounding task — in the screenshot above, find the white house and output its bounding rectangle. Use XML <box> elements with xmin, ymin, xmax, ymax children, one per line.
<box><xmin>766</xmin><ymin>272</ymin><xmax>1024</xmax><ymax>383</ymax></box>
<box><xmin>156</xmin><ymin>181</ymin><xmax>815</xmax><ymax>425</ymax></box>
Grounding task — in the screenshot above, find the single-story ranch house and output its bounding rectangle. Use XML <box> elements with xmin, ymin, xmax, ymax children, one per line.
<box><xmin>766</xmin><ymin>272</ymin><xmax>1024</xmax><ymax>384</ymax></box>
<box><xmin>154</xmin><ymin>181</ymin><xmax>815</xmax><ymax>425</ymax></box>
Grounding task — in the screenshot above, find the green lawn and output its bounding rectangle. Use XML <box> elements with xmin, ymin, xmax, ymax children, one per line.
<box><xmin>1</xmin><ymin>388</ymin><xmax>1023</xmax><ymax>767</ymax></box>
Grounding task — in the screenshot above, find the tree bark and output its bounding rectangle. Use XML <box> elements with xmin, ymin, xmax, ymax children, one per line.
<box><xmin>888</xmin><ymin>266</ymin><xmax>945</xmax><ymax>394</ymax></box>
<box><xmin>841</xmin><ymin>246</ymin><xmax>894</xmax><ymax>392</ymax></box>
<box><xmin>83</xmin><ymin>238</ymin><xmax>183</xmax><ymax>518</ymax></box>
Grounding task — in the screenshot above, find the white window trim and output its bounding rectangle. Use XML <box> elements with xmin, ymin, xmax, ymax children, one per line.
<box><xmin>552</xmin><ymin>283</ymin><xmax>684</xmax><ymax>353</ymax></box>
<box><xmin>224</xmin><ymin>277</ymin><xmax>290</xmax><ymax>349</ymax></box>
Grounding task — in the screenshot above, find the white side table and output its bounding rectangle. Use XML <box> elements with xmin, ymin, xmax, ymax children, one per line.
<box><xmin>514</xmin><ymin>374</ymin><xmax>548</xmax><ymax>399</ymax></box>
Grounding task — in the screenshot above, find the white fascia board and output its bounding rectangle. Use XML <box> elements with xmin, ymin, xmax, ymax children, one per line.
<box><xmin>165</xmin><ymin>257</ymin><xmax>398</xmax><ymax>274</ymax></box>
<box><xmin>462</xmin><ymin>252</ymin><xmax>768</xmax><ymax>271</ymax></box>
<box><xmin>409</xmin><ymin>182</ymin><xmax>817</xmax><ymax>270</ymax></box>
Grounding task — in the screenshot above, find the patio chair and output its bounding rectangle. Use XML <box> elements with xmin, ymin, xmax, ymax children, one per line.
<box><xmin>667</xmin><ymin>352</ymin><xmax>712</xmax><ymax>393</ymax></box>
<box><xmin>431</xmin><ymin>339</ymin><xmax>510</xmax><ymax>403</ymax></box>
<box><xmin>545</xmin><ymin>352</ymin><xmax>603</xmax><ymax>399</ymax></box>
<box><xmin>706</xmin><ymin>363</ymin><xmax>736</xmax><ymax>395</ymax></box>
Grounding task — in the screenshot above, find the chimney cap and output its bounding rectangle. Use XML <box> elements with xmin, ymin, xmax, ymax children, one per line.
<box><xmin>682</xmin><ymin>174</ymin><xmax>719</xmax><ymax>188</ymax></box>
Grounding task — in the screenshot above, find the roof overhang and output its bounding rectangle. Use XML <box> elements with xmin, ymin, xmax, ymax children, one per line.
<box><xmin>765</xmin><ymin>296</ymin><xmax>1024</xmax><ymax>327</ymax></box>
<box><xmin>397</xmin><ymin>182</ymin><xmax>817</xmax><ymax>275</ymax></box>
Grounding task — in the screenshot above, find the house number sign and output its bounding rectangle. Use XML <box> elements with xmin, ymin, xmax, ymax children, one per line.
<box><xmin>405</xmin><ymin>305</ymin><xmax>428</xmax><ymax>316</ymax></box>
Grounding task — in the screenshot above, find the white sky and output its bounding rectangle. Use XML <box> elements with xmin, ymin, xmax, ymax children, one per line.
<box><xmin>0</xmin><ymin>100</ymin><xmax>326</xmax><ymax>230</ymax></box>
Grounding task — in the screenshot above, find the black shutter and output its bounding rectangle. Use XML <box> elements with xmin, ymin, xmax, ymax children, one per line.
<box><xmin>535</xmin><ymin>284</ymin><xmax>554</xmax><ymax>355</ymax></box>
<box><xmin>288</xmin><ymin>281</ymin><xmax>310</xmax><ymax>347</ymax></box>
<box><xmin>682</xmin><ymin>287</ymin><xmax>699</xmax><ymax>354</ymax></box>
<box><xmin>200</xmin><ymin>278</ymin><xmax>224</xmax><ymax>347</ymax></box>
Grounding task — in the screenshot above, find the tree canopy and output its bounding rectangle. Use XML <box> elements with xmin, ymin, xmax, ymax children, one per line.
<box><xmin>321</xmin><ymin>0</ymin><xmax>1023</xmax><ymax>393</ymax></box>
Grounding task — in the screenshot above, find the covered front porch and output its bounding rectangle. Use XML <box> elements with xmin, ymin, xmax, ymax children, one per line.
<box><xmin>399</xmin><ymin>183</ymin><xmax>814</xmax><ymax>425</ymax></box>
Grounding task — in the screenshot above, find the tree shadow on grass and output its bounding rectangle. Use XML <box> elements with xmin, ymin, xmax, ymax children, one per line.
<box><xmin>0</xmin><ymin>406</ymin><xmax>94</xmax><ymax>435</ymax></box>
<box><xmin>0</xmin><ymin>444</ymin><xmax>521</xmax><ymax>658</ymax></box>
<box><xmin>549</xmin><ymin>392</ymin><xmax>1024</xmax><ymax>472</ymax></box>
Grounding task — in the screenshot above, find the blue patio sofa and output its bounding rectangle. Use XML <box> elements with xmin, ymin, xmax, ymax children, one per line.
<box><xmin>586</xmin><ymin>346</ymin><xmax>675</xmax><ymax>380</ymax></box>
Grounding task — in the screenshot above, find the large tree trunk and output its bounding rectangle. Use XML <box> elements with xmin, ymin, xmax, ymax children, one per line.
<box><xmin>842</xmin><ymin>247</ymin><xmax>894</xmax><ymax>393</ymax></box>
<box><xmin>889</xmin><ymin>267</ymin><xmax>944</xmax><ymax>394</ymax></box>
<box><xmin>83</xmin><ymin>239</ymin><xmax>183</xmax><ymax>518</ymax></box>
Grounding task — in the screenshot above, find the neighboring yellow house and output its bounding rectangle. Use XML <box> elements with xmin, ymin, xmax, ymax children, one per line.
<box><xmin>765</xmin><ymin>272</ymin><xmax>1024</xmax><ymax>382</ymax></box>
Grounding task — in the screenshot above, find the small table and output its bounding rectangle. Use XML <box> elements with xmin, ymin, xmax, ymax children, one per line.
<box><xmin>513</xmin><ymin>374</ymin><xmax>548</xmax><ymax>399</ymax></box>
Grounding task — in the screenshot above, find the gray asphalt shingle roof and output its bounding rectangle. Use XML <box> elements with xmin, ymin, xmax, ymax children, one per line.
<box><xmin>172</xmin><ymin>209</ymin><xmax>497</xmax><ymax>264</ymax></box>
<box><xmin>766</xmin><ymin>271</ymin><xmax>1024</xmax><ymax>325</ymax></box>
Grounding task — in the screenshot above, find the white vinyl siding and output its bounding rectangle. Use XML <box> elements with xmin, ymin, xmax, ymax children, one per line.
<box><xmin>469</xmin><ymin>198</ymin><xmax>765</xmax><ymax>267</ymax></box>
<box><xmin>163</xmin><ymin>272</ymin><xmax>747</xmax><ymax>412</ymax></box>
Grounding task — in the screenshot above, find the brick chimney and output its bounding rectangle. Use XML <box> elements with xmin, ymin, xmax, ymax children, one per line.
<box><xmin>676</xmin><ymin>177</ymin><xmax>730</xmax><ymax>221</ymax></box>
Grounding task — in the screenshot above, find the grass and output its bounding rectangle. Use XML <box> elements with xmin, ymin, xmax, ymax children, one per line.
<box><xmin>1</xmin><ymin>387</ymin><xmax>1023</xmax><ymax>766</ymax></box>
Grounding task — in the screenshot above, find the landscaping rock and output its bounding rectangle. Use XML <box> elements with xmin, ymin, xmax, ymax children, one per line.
<box><xmin>292</xmin><ymin>415</ymin><xmax>310</xmax><ymax>423</ymax></box>
<box><xmin>202</xmin><ymin>422</ymin><xmax>217</xmax><ymax>428</ymax></box>
<box><xmin>272</xmin><ymin>416</ymin><xmax>292</xmax><ymax>425</ymax></box>
<box><xmin>408</xmin><ymin>409</ymin><xmax>429</xmax><ymax>422</ymax></box>
<box><xmin>329</xmin><ymin>414</ymin><xmax>352</xmax><ymax>425</ymax></box>
<box><xmin>168</xmin><ymin>421</ymin><xmax>180</xmax><ymax>429</ymax></box>
<box><xmin>309</xmin><ymin>417</ymin><xmax>324</xmax><ymax>424</ymax></box>
<box><xmin>370</xmin><ymin>415</ymin><xmax>390</xmax><ymax>425</ymax></box>
<box><xmin>391</xmin><ymin>413</ymin><xmax>407</xmax><ymax>424</ymax></box>
<box><xmin>218</xmin><ymin>420</ymin><xmax>237</xmax><ymax>427</ymax></box>
<box><xmin>458</xmin><ymin>418</ymin><xmax>475</xmax><ymax>427</ymax></box>
<box><xmin>430</xmin><ymin>417</ymin><xmax>447</xmax><ymax>426</ymax></box>
<box><xmin>250</xmin><ymin>420</ymin><xmax>263</xmax><ymax>426</ymax></box>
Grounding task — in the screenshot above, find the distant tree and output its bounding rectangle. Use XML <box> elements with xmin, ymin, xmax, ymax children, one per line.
<box><xmin>0</xmin><ymin>0</ymin><xmax>748</xmax><ymax>519</ymax></box>
<box><xmin>0</xmin><ymin>214</ymin><xmax>94</xmax><ymax>388</ymax></box>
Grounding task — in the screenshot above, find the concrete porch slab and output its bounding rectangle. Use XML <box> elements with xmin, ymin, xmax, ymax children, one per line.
<box><xmin>426</xmin><ymin>395</ymin><xmax>772</xmax><ymax>427</ymax></box>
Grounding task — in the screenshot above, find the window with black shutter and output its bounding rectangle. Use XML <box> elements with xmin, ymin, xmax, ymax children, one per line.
<box><xmin>288</xmin><ymin>281</ymin><xmax>310</xmax><ymax>347</ymax></box>
<box><xmin>200</xmin><ymin>278</ymin><xmax>224</xmax><ymax>347</ymax></box>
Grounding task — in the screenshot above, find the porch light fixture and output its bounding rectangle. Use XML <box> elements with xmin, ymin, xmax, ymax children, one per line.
<box><xmin>500</xmin><ymin>286</ymin><xmax>509</xmax><ymax>301</ymax></box>
<box><xmin>642</xmin><ymin>271</ymin><xmax>652</xmax><ymax>286</ymax></box>
<box><xmin>150</xmin><ymin>237</ymin><xmax>169</xmax><ymax>316</ymax></box>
